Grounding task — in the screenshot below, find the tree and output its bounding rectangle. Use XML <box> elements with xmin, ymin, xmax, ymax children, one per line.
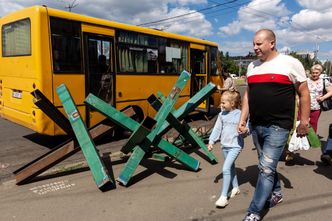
<box><xmin>220</xmin><ymin>51</ymin><xmax>239</xmax><ymax>75</ymax></box>
<box><xmin>323</xmin><ymin>60</ymin><xmax>332</xmax><ymax>76</ymax></box>
<box><xmin>289</xmin><ymin>52</ymin><xmax>317</xmax><ymax>71</ymax></box>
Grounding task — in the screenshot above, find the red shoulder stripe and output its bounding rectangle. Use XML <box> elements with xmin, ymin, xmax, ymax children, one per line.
<box><xmin>247</xmin><ymin>74</ymin><xmax>292</xmax><ymax>84</ymax></box>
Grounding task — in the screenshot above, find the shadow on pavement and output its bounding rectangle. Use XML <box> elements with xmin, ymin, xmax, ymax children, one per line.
<box><xmin>23</xmin><ymin>133</ymin><xmax>70</xmax><ymax>149</ymax></box>
<box><xmin>124</xmin><ymin>157</ymin><xmax>198</xmax><ymax>187</ymax></box>
<box><xmin>213</xmin><ymin>165</ymin><xmax>259</xmax><ymax>188</ymax></box>
<box><xmin>283</xmin><ymin>152</ymin><xmax>315</xmax><ymax>166</ymax></box>
<box><xmin>213</xmin><ymin>165</ymin><xmax>293</xmax><ymax>189</ymax></box>
<box><xmin>313</xmin><ymin>162</ymin><xmax>332</xmax><ymax>180</ymax></box>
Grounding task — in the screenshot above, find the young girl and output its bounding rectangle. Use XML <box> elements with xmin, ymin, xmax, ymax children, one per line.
<box><xmin>208</xmin><ymin>90</ymin><xmax>248</xmax><ymax>208</ymax></box>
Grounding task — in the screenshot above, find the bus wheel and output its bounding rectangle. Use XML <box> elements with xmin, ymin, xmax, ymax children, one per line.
<box><xmin>131</xmin><ymin>105</ymin><xmax>144</xmax><ymax>123</ymax></box>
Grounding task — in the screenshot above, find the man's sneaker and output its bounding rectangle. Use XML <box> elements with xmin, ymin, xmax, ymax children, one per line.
<box><xmin>243</xmin><ymin>213</ymin><xmax>261</xmax><ymax>221</ymax></box>
<box><xmin>269</xmin><ymin>192</ymin><xmax>283</xmax><ymax>208</ymax></box>
<box><xmin>230</xmin><ymin>187</ymin><xmax>240</xmax><ymax>198</ymax></box>
<box><xmin>215</xmin><ymin>196</ymin><xmax>228</xmax><ymax>208</ymax></box>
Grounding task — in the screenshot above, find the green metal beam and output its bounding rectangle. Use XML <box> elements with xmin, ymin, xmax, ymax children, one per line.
<box><xmin>86</xmin><ymin>71</ymin><xmax>200</xmax><ymax>186</ymax></box>
<box><xmin>156</xmin><ymin>83</ymin><xmax>216</xmax><ymax>136</ymax></box>
<box><xmin>57</xmin><ymin>84</ymin><xmax>113</xmax><ymax>190</ymax></box>
<box><xmin>118</xmin><ymin>70</ymin><xmax>193</xmax><ymax>185</ymax></box>
<box><xmin>86</xmin><ymin>95</ymin><xmax>139</xmax><ymax>132</ymax></box>
<box><xmin>121</xmin><ymin>116</ymin><xmax>156</xmax><ymax>154</ymax></box>
<box><xmin>149</xmin><ymin>91</ymin><xmax>218</xmax><ymax>163</ymax></box>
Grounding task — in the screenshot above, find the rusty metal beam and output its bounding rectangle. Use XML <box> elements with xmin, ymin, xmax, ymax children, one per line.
<box><xmin>31</xmin><ymin>89</ymin><xmax>73</xmax><ymax>135</ymax></box>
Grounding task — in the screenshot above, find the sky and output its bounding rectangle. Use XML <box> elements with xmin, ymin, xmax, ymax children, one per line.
<box><xmin>1</xmin><ymin>0</ymin><xmax>332</xmax><ymax>61</ymax></box>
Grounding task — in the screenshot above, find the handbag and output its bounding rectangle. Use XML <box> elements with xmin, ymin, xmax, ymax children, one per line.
<box><xmin>320</xmin><ymin>79</ymin><xmax>332</xmax><ymax>111</ymax></box>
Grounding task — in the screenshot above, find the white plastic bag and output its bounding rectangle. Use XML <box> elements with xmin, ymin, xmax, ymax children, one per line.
<box><xmin>288</xmin><ymin>121</ymin><xmax>310</xmax><ymax>152</ymax></box>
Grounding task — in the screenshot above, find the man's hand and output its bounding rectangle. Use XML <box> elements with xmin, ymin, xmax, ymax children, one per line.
<box><xmin>238</xmin><ymin>121</ymin><xmax>247</xmax><ymax>134</ymax></box>
<box><xmin>296</xmin><ymin>122</ymin><xmax>309</xmax><ymax>137</ymax></box>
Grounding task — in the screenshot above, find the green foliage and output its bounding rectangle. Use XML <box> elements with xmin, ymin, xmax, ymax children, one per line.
<box><xmin>288</xmin><ymin>52</ymin><xmax>318</xmax><ymax>71</ymax></box>
<box><xmin>239</xmin><ymin>65</ymin><xmax>247</xmax><ymax>76</ymax></box>
<box><xmin>219</xmin><ymin>50</ymin><xmax>325</xmax><ymax>77</ymax></box>
<box><xmin>323</xmin><ymin>60</ymin><xmax>332</xmax><ymax>76</ymax></box>
<box><xmin>220</xmin><ymin>50</ymin><xmax>239</xmax><ymax>75</ymax></box>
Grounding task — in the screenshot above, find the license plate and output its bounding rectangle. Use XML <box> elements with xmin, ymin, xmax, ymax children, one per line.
<box><xmin>12</xmin><ymin>90</ymin><xmax>22</xmax><ymax>99</ymax></box>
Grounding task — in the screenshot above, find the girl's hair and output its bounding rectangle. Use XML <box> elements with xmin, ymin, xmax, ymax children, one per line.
<box><xmin>222</xmin><ymin>90</ymin><xmax>241</xmax><ymax>109</ymax></box>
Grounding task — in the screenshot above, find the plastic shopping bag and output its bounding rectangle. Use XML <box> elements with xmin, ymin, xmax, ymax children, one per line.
<box><xmin>288</xmin><ymin>122</ymin><xmax>310</xmax><ymax>152</ymax></box>
<box><xmin>307</xmin><ymin>126</ymin><xmax>321</xmax><ymax>148</ymax></box>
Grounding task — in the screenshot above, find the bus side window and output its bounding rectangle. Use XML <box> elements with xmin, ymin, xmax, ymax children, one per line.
<box><xmin>50</xmin><ymin>17</ymin><xmax>82</xmax><ymax>73</ymax></box>
<box><xmin>158</xmin><ymin>41</ymin><xmax>188</xmax><ymax>74</ymax></box>
<box><xmin>2</xmin><ymin>18</ymin><xmax>31</xmax><ymax>57</ymax></box>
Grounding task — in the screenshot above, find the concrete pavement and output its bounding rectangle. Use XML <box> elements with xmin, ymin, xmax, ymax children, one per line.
<box><xmin>0</xmin><ymin>110</ymin><xmax>332</xmax><ymax>221</ymax></box>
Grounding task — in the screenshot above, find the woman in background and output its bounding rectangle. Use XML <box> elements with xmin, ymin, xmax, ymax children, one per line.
<box><xmin>307</xmin><ymin>64</ymin><xmax>332</xmax><ymax>132</ymax></box>
<box><xmin>217</xmin><ymin>72</ymin><xmax>237</xmax><ymax>92</ymax></box>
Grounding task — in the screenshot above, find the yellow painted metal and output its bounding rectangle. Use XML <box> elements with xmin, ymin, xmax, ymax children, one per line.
<box><xmin>210</xmin><ymin>74</ymin><xmax>223</xmax><ymax>108</ymax></box>
<box><xmin>82</xmin><ymin>24</ymin><xmax>115</xmax><ymax>36</ymax></box>
<box><xmin>195</xmin><ymin>51</ymin><xmax>208</xmax><ymax>109</ymax></box>
<box><xmin>190</xmin><ymin>43</ymin><xmax>206</xmax><ymax>50</ymax></box>
<box><xmin>0</xmin><ymin>7</ymin><xmax>56</xmax><ymax>134</ymax></box>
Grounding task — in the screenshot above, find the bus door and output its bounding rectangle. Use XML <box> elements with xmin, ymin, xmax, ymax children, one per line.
<box><xmin>190</xmin><ymin>44</ymin><xmax>208</xmax><ymax>110</ymax></box>
<box><xmin>83</xmin><ymin>28</ymin><xmax>115</xmax><ymax>127</ymax></box>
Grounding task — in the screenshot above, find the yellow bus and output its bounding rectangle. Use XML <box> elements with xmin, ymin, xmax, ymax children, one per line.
<box><xmin>0</xmin><ymin>5</ymin><xmax>222</xmax><ymax>136</ymax></box>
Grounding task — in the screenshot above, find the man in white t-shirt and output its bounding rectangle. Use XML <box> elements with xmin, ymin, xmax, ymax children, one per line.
<box><xmin>238</xmin><ymin>29</ymin><xmax>310</xmax><ymax>221</ymax></box>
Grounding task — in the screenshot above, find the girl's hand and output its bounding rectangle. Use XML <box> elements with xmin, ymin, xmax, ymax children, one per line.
<box><xmin>238</xmin><ymin>121</ymin><xmax>247</xmax><ymax>134</ymax></box>
<box><xmin>207</xmin><ymin>144</ymin><xmax>213</xmax><ymax>151</ymax></box>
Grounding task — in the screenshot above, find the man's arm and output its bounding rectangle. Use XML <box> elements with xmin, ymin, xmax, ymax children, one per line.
<box><xmin>238</xmin><ymin>87</ymin><xmax>249</xmax><ymax>134</ymax></box>
<box><xmin>296</xmin><ymin>81</ymin><xmax>310</xmax><ymax>136</ymax></box>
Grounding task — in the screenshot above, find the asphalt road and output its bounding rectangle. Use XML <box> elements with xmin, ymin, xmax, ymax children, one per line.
<box><xmin>1</xmin><ymin>91</ymin><xmax>332</xmax><ymax>221</ymax></box>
